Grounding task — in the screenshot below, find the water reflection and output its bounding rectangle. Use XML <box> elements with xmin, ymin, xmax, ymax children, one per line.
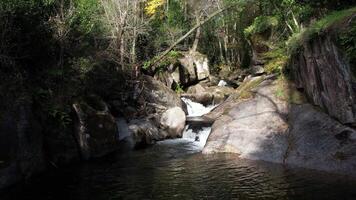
<box><xmin>2</xmin><ymin>139</ymin><xmax>356</xmax><ymax>200</ymax></box>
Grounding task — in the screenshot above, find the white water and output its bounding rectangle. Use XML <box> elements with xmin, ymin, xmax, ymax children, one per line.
<box><xmin>179</xmin><ymin>98</ymin><xmax>217</xmax><ymax>148</ymax></box>
<box><xmin>181</xmin><ymin>97</ymin><xmax>217</xmax><ymax>117</ymax></box>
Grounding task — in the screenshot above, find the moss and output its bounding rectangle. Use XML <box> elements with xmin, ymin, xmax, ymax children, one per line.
<box><xmin>275</xmin><ymin>75</ymin><xmax>307</xmax><ymax>104</ymax></box>
<box><xmin>263</xmin><ymin>48</ymin><xmax>289</xmax><ymax>75</ymax></box>
<box><xmin>237</xmin><ymin>77</ymin><xmax>264</xmax><ymax>99</ymax></box>
<box><xmin>334</xmin><ymin>152</ymin><xmax>349</xmax><ymax>161</ymax></box>
<box><xmin>143</xmin><ymin>50</ymin><xmax>183</xmax><ymax>71</ymax></box>
<box><xmin>244</xmin><ymin>16</ymin><xmax>279</xmax><ymax>38</ymax></box>
<box><xmin>337</xmin><ymin>17</ymin><xmax>356</xmax><ymax>81</ymax></box>
<box><xmin>287</xmin><ymin>7</ymin><xmax>356</xmax><ymax>54</ymax></box>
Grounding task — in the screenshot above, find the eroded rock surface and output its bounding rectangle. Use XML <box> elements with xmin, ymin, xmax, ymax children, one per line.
<box><xmin>203</xmin><ymin>78</ymin><xmax>356</xmax><ymax>176</ymax></box>
<box><xmin>290</xmin><ymin>35</ymin><xmax>356</xmax><ymax>125</ymax></box>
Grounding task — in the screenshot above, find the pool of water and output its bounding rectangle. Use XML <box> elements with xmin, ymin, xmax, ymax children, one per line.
<box><xmin>1</xmin><ymin>137</ymin><xmax>356</xmax><ymax>200</ymax></box>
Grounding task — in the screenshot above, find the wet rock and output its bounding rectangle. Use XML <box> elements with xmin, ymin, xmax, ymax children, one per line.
<box><xmin>160</xmin><ymin>107</ymin><xmax>186</xmax><ymax>138</ymax></box>
<box><xmin>290</xmin><ymin>35</ymin><xmax>356</xmax><ymax>125</ymax></box>
<box><xmin>73</xmin><ymin>95</ymin><xmax>118</xmax><ymax>160</ymax></box>
<box><xmin>128</xmin><ymin>118</ymin><xmax>161</xmax><ymax>148</ymax></box>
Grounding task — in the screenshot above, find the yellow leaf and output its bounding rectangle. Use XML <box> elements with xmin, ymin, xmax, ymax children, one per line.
<box><xmin>145</xmin><ymin>0</ymin><xmax>165</xmax><ymax>16</ymax></box>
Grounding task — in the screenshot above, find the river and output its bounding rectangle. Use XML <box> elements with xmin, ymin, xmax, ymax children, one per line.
<box><xmin>1</xmin><ymin>99</ymin><xmax>356</xmax><ymax>200</ymax></box>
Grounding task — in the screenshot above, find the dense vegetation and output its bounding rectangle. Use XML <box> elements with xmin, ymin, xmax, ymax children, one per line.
<box><xmin>0</xmin><ymin>0</ymin><xmax>355</xmax><ymax>131</ymax></box>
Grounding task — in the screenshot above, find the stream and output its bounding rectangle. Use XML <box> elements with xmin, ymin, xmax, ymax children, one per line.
<box><xmin>1</xmin><ymin>99</ymin><xmax>356</xmax><ymax>200</ymax></box>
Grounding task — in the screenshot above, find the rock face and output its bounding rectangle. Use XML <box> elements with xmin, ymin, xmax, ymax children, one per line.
<box><xmin>290</xmin><ymin>35</ymin><xmax>356</xmax><ymax>125</ymax></box>
<box><xmin>0</xmin><ymin>102</ymin><xmax>45</xmax><ymax>189</ymax></box>
<box><xmin>203</xmin><ymin>78</ymin><xmax>356</xmax><ymax>176</ymax></box>
<box><xmin>73</xmin><ymin>96</ymin><xmax>118</xmax><ymax>160</ymax></box>
<box><xmin>286</xmin><ymin>104</ymin><xmax>356</xmax><ymax>174</ymax></box>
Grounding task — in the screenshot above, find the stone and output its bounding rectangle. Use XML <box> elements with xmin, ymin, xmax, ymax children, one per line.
<box><xmin>203</xmin><ymin>79</ymin><xmax>289</xmax><ymax>164</ymax></box>
<box><xmin>177</xmin><ymin>51</ymin><xmax>210</xmax><ymax>86</ymax></box>
<box><xmin>73</xmin><ymin>95</ymin><xmax>118</xmax><ymax>160</ymax></box>
<box><xmin>182</xmin><ymin>83</ymin><xmax>234</xmax><ymax>106</ymax></box>
<box><xmin>0</xmin><ymin>102</ymin><xmax>45</xmax><ymax>190</ymax></box>
<box><xmin>160</xmin><ymin>107</ymin><xmax>186</xmax><ymax>138</ymax></box>
<box><xmin>286</xmin><ymin>104</ymin><xmax>356</xmax><ymax>175</ymax></box>
<box><xmin>251</xmin><ymin>65</ymin><xmax>265</xmax><ymax>75</ymax></box>
<box><xmin>128</xmin><ymin>119</ymin><xmax>161</xmax><ymax>148</ymax></box>
<box><xmin>290</xmin><ymin>35</ymin><xmax>356</xmax><ymax>125</ymax></box>
<box><xmin>203</xmin><ymin>78</ymin><xmax>356</xmax><ymax>177</ymax></box>
<box><xmin>139</xmin><ymin>75</ymin><xmax>184</xmax><ymax>113</ymax></box>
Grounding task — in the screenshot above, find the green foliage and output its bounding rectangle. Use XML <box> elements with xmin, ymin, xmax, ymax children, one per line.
<box><xmin>174</xmin><ymin>83</ymin><xmax>184</xmax><ymax>94</ymax></box>
<box><xmin>338</xmin><ymin>17</ymin><xmax>356</xmax><ymax>79</ymax></box>
<box><xmin>48</xmin><ymin>106</ymin><xmax>72</xmax><ymax>128</ymax></box>
<box><xmin>275</xmin><ymin>75</ymin><xmax>306</xmax><ymax>104</ymax></box>
<box><xmin>287</xmin><ymin>7</ymin><xmax>356</xmax><ymax>54</ymax></box>
<box><xmin>263</xmin><ymin>48</ymin><xmax>289</xmax><ymax>74</ymax></box>
<box><xmin>244</xmin><ymin>16</ymin><xmax>279</xmax><ymax>37</ymax></box>
<box><xmin>143</xmin><ymin>50</ymin><xmax>183</xmax><ymax>71</ymax></box>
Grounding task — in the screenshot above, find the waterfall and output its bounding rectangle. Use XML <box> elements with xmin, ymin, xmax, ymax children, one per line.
<box><xmin>181</xmin><ymin>98</ymin><xmax>216</xmax><ymax>148</ymax></box>
<box><xmin>181</xmin><ymin>97</ymin><xmax>217</xmax><ymax>117</ymax></box>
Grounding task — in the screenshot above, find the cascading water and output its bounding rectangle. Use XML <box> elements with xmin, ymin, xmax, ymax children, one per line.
<box><xmin>180</xmin><ymin>97</ymin><xmax>217</xmax><ymax>148</ymax></box>
<box><xmin>181</xmin><ymin>97</ymin><xmax>217</xmax><ymax>117</ymax></box>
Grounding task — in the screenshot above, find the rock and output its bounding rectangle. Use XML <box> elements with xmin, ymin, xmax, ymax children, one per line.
<box><xmin>182</xmin><ymin>83</ymin><xmax>234</xmax><ymax>106</ymax></box>
<box><xmin>290</xmin><ymin>35</ymin><xmax>356</xmax><ymax>125</ymax></box>
<box><xmin>128</xmin><ymin>118</ymin><xmax>161</xmax><ymax>148</ymax></box>
<box><xmin>73</xmin><ymin>95</ymin><xmax>118</xmax><ymax>160</ymax></box>
<box><xmin>175</xmin><ymin>51</ymin><xmax>210</xmax><ymax>86</ymax></box>
<box><xmin>154</xmin><ymin>71</ymin><xmax>174</xmax><ymax>89</ymax></box>
<box><xmin>203</xmin><ymin>78</ymin><xmax>356</xmax><ymax>177</ymax></box>
<box><xmin>139</xmin><ymin>75</ymin><xmax>184</xmax><ymax>114</ymax></box>
<box><xmin>0</xmin><ymin>101</ymin><xmax>45</xmax><ymax>190</ymax></box>
<box><xmin>251</xmin><ymin>65</ymin><xmax>265</xmax><ymax>75</ymax></box>
<box><xmin>286</xmin><ymin>104</ymin><xmax>356</xmax><ymax>175</ymax></box>
<box><xmin>203</xmin><ymin>79</ymin><xmax>289</xmax><ymax>164</ymax></box>
<box><xmin>160</xmin><ymin>107</ymin><xmax>186</xmax><ymax>138</ymax></box>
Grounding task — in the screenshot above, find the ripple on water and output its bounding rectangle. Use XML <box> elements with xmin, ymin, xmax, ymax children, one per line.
<box><xmin>1</xmin><ymin>140</ymin><xmax>356</xmax><ymax>200</ymax></box>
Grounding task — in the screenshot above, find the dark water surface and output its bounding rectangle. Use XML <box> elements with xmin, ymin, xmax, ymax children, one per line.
<box><xmin>1</xmin><ymin>138</ymin><xmax>356</xmax><ymax>200</ymax></box>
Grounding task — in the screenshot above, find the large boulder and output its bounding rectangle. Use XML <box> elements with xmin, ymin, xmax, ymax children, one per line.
<box><xmin>115</xmin><ymin>75</ymin><xmax>187</xmax><ymax>148</ymax></box>
<box><xmin>203</xmin><ymin>77</ymin><xmax>356</xmax><ymax>177</ymax></box>
<box><xmin>0</xmin><ymin>101</ymin><xmax>45</xmax><ymax>190</ymax></box>
<box><xmin>128</xmin><ymin>119</ymin><xmax>161</xmax><ymax>148</ymax></box>
<box><xmin>170</xmin><ymin>51</ymin><xmax>210</xmax><ymax>87</ymax></box>
<box><xmin>182</xmin><ymin>83</ymin><xmax>234</xmax><ymax>106</ymax></box>
<box><xmin>73</xmin><ymin>95</ymin><xmax>118</xmax><ymax>160</ymax></box>
<box><xmin>160</xmin><ymin>107</ymin><xmax>186</xmax><ymax>138</ymax></box>
<box><xmin>290</xmin><ymin>33</ymin><xmax>356</xmax><ymax>125</ymax></box>
<box><xmin>203</xmin><ymin>79</ymin><xmax>289</xmax><ymax>163</ymax></box>
<box><xmin>138</xmin><ymin>75</ymin><xmax>184</xmax><ymax>114</ymax></box>
<box><xmin>126</xmin><ymin>107</ymin><xmax>186</xmax><ymax>149</ymax></box>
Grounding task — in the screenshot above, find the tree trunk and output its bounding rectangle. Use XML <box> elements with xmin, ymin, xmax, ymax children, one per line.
<box><xmin>191</xmin><ymin>19</ymin><xmax>201</xmax><ymax>52</ymax></box>
<box><xmin>150</xmin><ymin>5</ymin><xmax>235</xmax><ymax>69</ymax></box>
